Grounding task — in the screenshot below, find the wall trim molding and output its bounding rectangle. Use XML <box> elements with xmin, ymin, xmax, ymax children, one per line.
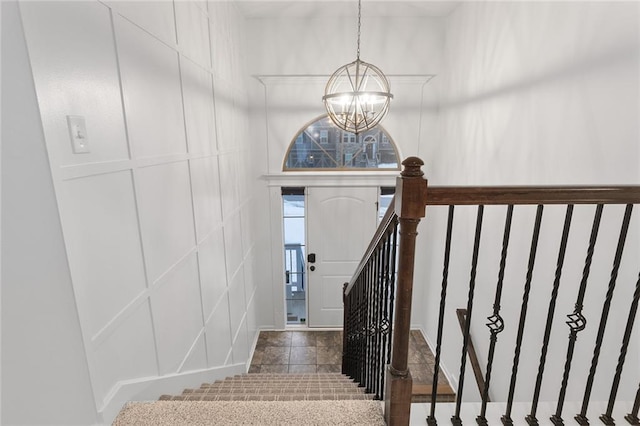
<box><xmin>99</xmin><ymin>363</ymin><xmax>246</xmax><ymax>425</ymax></box>
<box><xmin>262</xmin><ymin>172</ymin><xmax>398</xmax><ymax>187</ymax></box>
<box><xmin>254</xmin><ymin>74</ymin><xmax>435</xmax><ymax>86</ymax></box>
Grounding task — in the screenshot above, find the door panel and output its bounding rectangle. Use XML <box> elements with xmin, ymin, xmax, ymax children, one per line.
<box><xmin>307</xmin><ymin>187</ymin><xmax>378</xmax><ymax>327</ymax></box>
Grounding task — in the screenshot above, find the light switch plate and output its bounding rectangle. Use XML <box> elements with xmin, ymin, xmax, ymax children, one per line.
<box><xmin>67</xmin><ymin>115</ymin><xmax>90</xmax><ymax>154</ymax></box>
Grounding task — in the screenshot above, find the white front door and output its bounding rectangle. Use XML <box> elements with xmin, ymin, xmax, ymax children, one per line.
<box><xmin>306</xmin><ymin>187</ymin><xmax>379</xmax><ymax>327</ymax></box>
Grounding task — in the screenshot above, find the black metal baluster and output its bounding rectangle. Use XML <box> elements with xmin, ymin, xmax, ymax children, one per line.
<box><xmin>343</xmin><ymin>289</ymin><xmax>350</xmax><ymax>376</ymax></box>
<box><xmin>351</xmin><ymin>288</ymin><xmax>357</xmax><ymax>377</ymax></box>
<box><xmin>577</xmin><ymin>204</ymin><xmax>633</xmax><ymax>424</ymax></box>
<box><xmin>502</xmin><ymin>205</ymin><xmax>544</xmax><ymax>426</ymax></box>
<box><xmin>375</xmin><ymin>234</ymin><xmax>387</xmax><ymax>398</ymax></box>
<box><xmin>349</xmin><ymin>288</ymin><xmax>356</xmax><ymax>377</ymax></box>
<box><xmin>348</xmin><ymin>282</ymin><xmax>362</xmax><ymax>380</ymax></box>
<box><xmin>551</xmin><ymin>204</ymin><xmax>604</xmax><ymax>426</ymax></box>
<box><xmin>427</xmin><ymin>206</ymin><xmax>455</xmax><ymax>426</ymax></box>
<box><xmin>370</xmin><ymin>245</ymin><xmax>381</xmax><ymax>394</ymax></box>
<box><xmin>575</xmin><ymin>204</ymin><xmax>633</xmax><ymax>425</ymax></box>
<box><xmin>362</xmin><ymin>267</ymin><xmax>369</xmax><ymax>386</ymax></box>
<box><xmin>365</xmin><ymin>252</ymin><xmax>375</xmax><ymax>392</ymax></box>
<box><xmin>356</xmin><ymin>274</ymin><xmax>363</xmax><ymax>384</ymax></box>
<box><xmin>626</xmin><ymin>383</ymin><xmax>640</xmax><ymax>425</ymax></box>
<box><xmin>452</xmin><ymin>205</ymin><xmax>484</xmax><ymax>426</ymax></box>
<box><xmin>363</xmin><ymin>255</ymin><xmax>370</xmax><ymax>389</ymax></box>
<box><xmin>379</xmin><ymin>230</ymin><xmax>393</xmax><ymax>397</ymax></box>
<box><xmin>477</xmin><ymin>205</ymin><xmax>514</xmax><ymax>425</ymax></box>
<box><xmin>370</xmin><ymin>245</ymin><xmax>379</xmax><ymax>396</ymax></box>
<box><xmin>526</xmin><ymin>205</ymin><xmax>574</xmax><ymax>425</ymax></box>
<box><xmin>380</xmin><ymin>227</ymin><xmax>393</xmax><ymax>397</ymax></box>
<box><xmin>362</xmin><ymin>258</ymin><xmax>372</xmax><ymax>387</ymax></box>
<box><xmin>364</xmin><ymin>256</ymin><xmax>370</xmax><ymax>389</ymax></box>
<box><xmin>601</xmin><ymin>271</ymin><xmax>640</xmax><ymax>424</ymax></box>
<box><xmin>374</xmin><ymin>242</ymin><xmax>385</xmax><ymax>398</ymax></box>
<box><xmin>352</xmin><ymin>284</ymin><xmax>358</xmax><ymax>378</ymax></box>
<box><xmin>348</xmin><ymin>282</ymin><xmax>356</xmax><ymax>378</ymax></box>
<box><xmin>342</xmin><ymin>287</ymin><xmax>355</xmax><ymax>377</ymax></box>
<box><xmin>381</xmin><ymin>218</ymin><xmax>399</xmax><ymax>400</ymax></box>
<box><xmin>387</xmin><ymin>218</ymin><xmax>399</xmax><ymax>366</ymax></box>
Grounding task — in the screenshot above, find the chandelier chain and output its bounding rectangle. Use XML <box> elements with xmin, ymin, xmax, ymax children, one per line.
<box><xmin>356</xmin><ymin>0</ymin><xmax>361</xmax><ymax>60</ymax></box>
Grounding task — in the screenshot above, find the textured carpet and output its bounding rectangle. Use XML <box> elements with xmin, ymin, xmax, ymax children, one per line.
<box><xmin>113</xmin><ymin>400</ymin><xmax>386</xmax><ymax>425</ymax></box>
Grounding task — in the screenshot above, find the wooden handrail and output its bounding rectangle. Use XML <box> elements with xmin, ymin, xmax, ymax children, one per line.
<box><xmin>426</xmin><ymin>185</ymin><xmax>640</xmax><ymax>205</ymax></box>
<box><xmin>344</xmin><ymin>195</ymin><xmax>396</xmax><ymax>295</ymax></box>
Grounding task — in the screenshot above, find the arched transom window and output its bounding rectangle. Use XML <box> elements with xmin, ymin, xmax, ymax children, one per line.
<box><xmin>283</xmin><ymin>115</ymin><xmax>400</xmax><ymax>171</ymax></box>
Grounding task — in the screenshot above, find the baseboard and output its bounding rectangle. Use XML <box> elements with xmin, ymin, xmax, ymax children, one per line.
<box><xmin>99</xmin><ymin>363</ymin><xmax>246</xmax><ymax>425</ymax></box>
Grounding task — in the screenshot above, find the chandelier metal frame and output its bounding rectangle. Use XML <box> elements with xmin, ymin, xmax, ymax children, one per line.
<box><xmin>322</xmin><ymin>0</ymin><xmax>393</xmax><ymax>134</ymax></box>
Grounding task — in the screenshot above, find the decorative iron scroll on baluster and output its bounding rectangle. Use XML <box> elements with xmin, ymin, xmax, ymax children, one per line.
<box><xmin>551</xmin><ymin>204</ymin><xmax>604</xmax><ymax>426</ymax></box>
<box><xmin>476</xmin><ymin>205</ymin><xmax>513</xmax><ymax>426</ymax></box>
<box><xmin>526</xmin><ymin>205</ymin><xmax>574</xmax><ymax>426</ymax></box>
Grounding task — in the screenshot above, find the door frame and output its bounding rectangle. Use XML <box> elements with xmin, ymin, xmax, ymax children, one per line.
<box><xmin>266</xmin><ymin>173</ymin><xmax>397</xmax><ymax>329</ymax></box>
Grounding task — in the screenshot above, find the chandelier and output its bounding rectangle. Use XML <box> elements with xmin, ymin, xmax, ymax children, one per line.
<box><xmin>322</xmin><ymin>0</ymin><xmax>393</xmax><ymax>134</ymax></box>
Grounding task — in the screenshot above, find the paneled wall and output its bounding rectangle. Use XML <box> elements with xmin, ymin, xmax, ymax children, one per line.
<box><xmin>18</xmin><ymin>0</ymin><xmax>257</xmax><ymax>416</ymax></box>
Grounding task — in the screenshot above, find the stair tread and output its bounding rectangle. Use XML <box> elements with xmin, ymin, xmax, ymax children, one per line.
<box><xmin>184</xmin><ymin>389</ymin><xmax>367</xmax><ymax>395</ymax></box>
<box><xmin>159</xmin><ymin>373</ymin><xmax>377</xmax><ymax>403</ymax></box>
<box><xmin>203</xmin><ymin>386</ymin><xmax>360</xmax><ymax>389</ymax></box>
<box><xmin>160</xmin><ymin>393</ymin><xmax>375</xmax><ymax>401</ymax></box>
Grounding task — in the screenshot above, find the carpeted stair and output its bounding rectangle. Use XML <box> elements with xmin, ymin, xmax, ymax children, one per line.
<box><xmin>113</xmin><ymin>373</ymin><xmax>385</xmax><ymax>425</ymax></box>
<box><xmin>159</xmin><ymin>373</ymin><xmax>375</xmax><ymax>401</ymax></box>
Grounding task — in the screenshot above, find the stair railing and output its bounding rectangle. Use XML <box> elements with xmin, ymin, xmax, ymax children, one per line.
<box><xmin>342</xmin><ymin>195</ymin><xmax>398</xmax><ymax>399</ymax></box>
<box><xmin>342</xmin><ymin>157</ymin><xmax>428</xmax><ymax>425</ymax></box>
<box><xmin>424</xmin><ymin>183</ymin><xmax>640</xmax><ymax>426</ymax></box>
<box><xmin>343</xmin><ymin>156</ymin><xmax>640</xmax><ymax>426</ymax></box>
<box><xmin>341</xmin><ymin>194</ymin><xmax>398</xmax><ymax>400</ymax></box>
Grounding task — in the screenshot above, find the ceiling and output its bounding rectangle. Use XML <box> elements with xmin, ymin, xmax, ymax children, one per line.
<box><xmin>234</xmin><ymin>1</ymin><xmax>460</xmax><ymax>18</ymax></box>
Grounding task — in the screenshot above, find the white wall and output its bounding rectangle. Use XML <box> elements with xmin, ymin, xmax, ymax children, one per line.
<box><xmin>427</xmin><ymin>1</ymin><xmax>639</xmax><ymax>185</ymax></box>
<box><xmin>414</xmin><ymin>0</ymin><xmax>640</xmax><ymax>404</ymax></box>
<box><xmin>1</xmin><ymin>1</ymin><xmax>98</xmax><ymax>423</ymax></box>
<box><xmin>12</xmin><ymin>0</ymin><xmax>258</xmax><ymax>422</ymax></box>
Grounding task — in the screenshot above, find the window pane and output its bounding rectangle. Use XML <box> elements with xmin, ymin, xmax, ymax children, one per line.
<box><xmin>379</xmin><ymin>193</ymin><xmax>394</xmax><ymax>221</ymax></box>
<box><xmin>283</xmin><ymin>217</ymin><xmax>305</xmax><ymax>245</ymax></box>
<box><xmin>283</xmin><ymin>194</ymin><xmax>304</xmax><ymax>217</ymax></box>
<box><xmin>284</xmin><ymin>115</ymin><xmax>399</xmax><ymax>170</ymax></box>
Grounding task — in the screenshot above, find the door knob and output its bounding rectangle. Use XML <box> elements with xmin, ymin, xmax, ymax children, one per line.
<box><xmin>310</xmin><ymin>266</ymin><xmax>316</xmax><ymax>271</ymax></box>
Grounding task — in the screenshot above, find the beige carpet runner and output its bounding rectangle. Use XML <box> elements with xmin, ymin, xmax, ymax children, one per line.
<box><xmin>113</xmin><ymin>373</ymin><xmax>385</xmax><ymax>425</ymax></box>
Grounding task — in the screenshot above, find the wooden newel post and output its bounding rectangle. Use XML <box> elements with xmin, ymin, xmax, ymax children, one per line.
<box><xmin>385</xmin><ymin>157</ymin><xmax>428</xmax><ymax>426</ymax></box>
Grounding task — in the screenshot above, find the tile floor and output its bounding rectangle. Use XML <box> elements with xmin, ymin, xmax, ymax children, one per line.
<box><xmin>249</xmin><ymin>330</ymin><xmax>343</xmax><ymax>374</ymax></box>
<box><xmin>248</xmin><ymin>329</ymin><xmax>440</xmax><ymax>383</ymax></box>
